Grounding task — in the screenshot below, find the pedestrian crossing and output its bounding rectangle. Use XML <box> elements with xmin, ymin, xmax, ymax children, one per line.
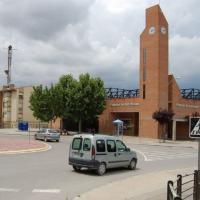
<box><xmin>130</xmin><ymin>144</ymin><xmax>198</xmax><ymax>162</ymax></box>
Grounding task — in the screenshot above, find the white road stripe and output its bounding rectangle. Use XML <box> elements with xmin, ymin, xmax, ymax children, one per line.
<box><xmin>147</xmin><ymin>153</ymin><xmax>196</xmax><ymax>157</ymax></box>
<box><xmin>32</xmin><ymin>189</ymin><xmax>60</xmax><ymax>193</ymax></box>
<box><xmin>0</xmin><ymin>188</ymin><xmax>20</xmax><ymax>192</ymax></box>
<box><xmin>132</xmin><ymin>149</ymin><xmax>151</xmax><ymax>161</ymax></box>
<box><xmin>133</xmin><ymin>145</ymin><xmax>197</xmax><ymax>161</ymax></box>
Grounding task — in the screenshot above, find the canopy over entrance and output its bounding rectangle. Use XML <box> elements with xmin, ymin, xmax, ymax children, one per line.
<box><xmin>113</xmin><ymin>119</ymin><xmax>123</xmax><ymax>136</ymax></box>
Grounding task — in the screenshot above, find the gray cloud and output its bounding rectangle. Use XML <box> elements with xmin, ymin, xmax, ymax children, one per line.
<box><xmin>0</xmin><ymin>0</ymin><xmax>199</xmax><ymax>91</ymax></box>
<box><xmin>0</xmin><ymin>0</ymin><xmax>93</xmax><ymax>40</ymax></box>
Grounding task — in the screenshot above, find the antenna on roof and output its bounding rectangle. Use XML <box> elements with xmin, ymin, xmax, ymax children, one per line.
<box><xmin>4</xmin><ymin>45</ymin><xmax>17</xmax><ymax>86</ymax></box>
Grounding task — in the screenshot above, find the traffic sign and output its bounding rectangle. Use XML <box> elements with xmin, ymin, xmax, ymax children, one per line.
<box><xmin>189</xmin><ymin>117</ymin><xmax>200</xmax><ymax>138</ymax></box>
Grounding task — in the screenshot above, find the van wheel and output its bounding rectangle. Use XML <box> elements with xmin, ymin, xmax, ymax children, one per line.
<box><xmin>128</xmin><ymin>159</ymin><xmax>136</xmax><ymax>170</ymax></box>
<box><xmin>73</xmin><ymin>166</ymin><xmax>81</xmax><ymax>172</ymax></box>
<box><xmin>97</xmin><ymin>163</ymin><xmax>106</xmax><ymax>176</ymax></box>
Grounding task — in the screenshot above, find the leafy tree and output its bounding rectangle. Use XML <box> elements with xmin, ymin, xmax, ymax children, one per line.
<box><xmin>58</xmin><ymin>73</ymin><xmax>106</xmax><ymax>133</ymax></box>
<box><xmin>75</xmin><ymin>73</ymin><xmax>106</xmax><ymax>132</ymax></box>
<box><xmin>152</xmin><ymin>108</ymin><xmax>174</xmax><ymax>142</ymax></box>
<box><xmin>29</xmin><ymin>84</ymin><xmax>62</xmax><ymax>124</ymax></box>
<box><xmin>57</xmin><ymin>74</ymin><xmax>78</xmax><ymax>119</ymax></box>
<box><xmin>30</xmin><ymin>73</ymin><xmax>106</xmax><ymax>132</ymax></box>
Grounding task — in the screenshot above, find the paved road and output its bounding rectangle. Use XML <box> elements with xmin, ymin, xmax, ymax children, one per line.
<box><xmin>129</xmin><ymin>143</ymin><xmax>197</xmax><ymax>161</ymax></box>
<box><xmin>0</xmin><ymin>134</ymin><xmax>197</xmax><ymax>200</ymax></box>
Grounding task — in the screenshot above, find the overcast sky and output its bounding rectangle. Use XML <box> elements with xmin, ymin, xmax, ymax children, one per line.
<box><xmin>0</xmin><ymin>0</ymin><xmax>199</xmax><ymax>89</ymax></box>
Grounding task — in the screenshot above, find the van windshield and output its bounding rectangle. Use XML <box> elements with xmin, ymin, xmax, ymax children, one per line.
<box><xmin>72</xmin><ymin>138</ymin><xmax>82</xmax><ymax>150</ymax></box>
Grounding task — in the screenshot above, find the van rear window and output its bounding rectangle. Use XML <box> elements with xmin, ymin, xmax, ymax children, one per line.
<box><xmin>83</xmin><ymin>138</ymin><xmax>91</xmax><ymax>151</ymax></box>
<box><xmin>96</xmin><ymin>140</ymin><xmax>105</xmax><ymax>152</ymax></box>
<box><xmin>72</xmin><ymin>138</ymin><xmax>82</xmax><ymax>150</ymax></box>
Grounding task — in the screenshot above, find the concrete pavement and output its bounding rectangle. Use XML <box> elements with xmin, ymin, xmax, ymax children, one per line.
<box><xmin>72</xmin><ymin>136</ymin><xmax>197</xmax><ymax>200</ymax></box>
<box><xmin>0</xmin><ymin>129</ymin><xmax>50</xmax><ymax>154</ymax></box>
<box><xmin>0</xmin><ymin>128</ymin><xmax>197</xmax><ymax>148</ymax></box>
<box><xmin>73</xmin><ymin>167</ymin><xmax>195</xmax><ymax>200</ymax></box>
<box><xmin>0</xmin><ymin>128</ymin><xmax>198</xmax><ymax>199</ymax></box>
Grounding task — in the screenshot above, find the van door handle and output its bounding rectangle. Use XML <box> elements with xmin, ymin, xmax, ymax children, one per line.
<box><xmin>114</xmin><ymin>153</ymin><xmax>117</xmax><ymax>157</ymax></box>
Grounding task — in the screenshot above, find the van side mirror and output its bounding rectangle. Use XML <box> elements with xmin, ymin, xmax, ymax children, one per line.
<box><xmin>126</xmin><ymin>147</ymin><xmax>130</xmax><ymax>152</ymax></box>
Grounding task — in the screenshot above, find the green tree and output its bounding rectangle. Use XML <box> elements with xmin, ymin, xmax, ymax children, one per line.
<box><xmin>58</xmin><ymin>73</ymin><xmax>106</xmax><ymax>133</ymax></box>
<box><xmin>29</xmin><ymin>84</ymin><xmax>62</xmax><ymax>124</ymax></box>
<box><xmin>75</xmin><ymin>73</ymin><xmax>106</xmax><ymax>132</ymax></box>
<box><xmin>30</xmin><ymin>73</ymin><xmax>106</xmax><ymax>132</ymax></box>
<box><xmin>152</xmin><ymin>108</ymin><xmax>174</xmax><ymax>142</ymax></box>
<box><xmin>57</xmin><ymin>74</ymin><xmax>78</xmax><ymax>119</ymax></box>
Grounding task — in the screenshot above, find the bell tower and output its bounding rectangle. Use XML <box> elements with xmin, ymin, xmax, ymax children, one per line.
<box><xmin>139</xmin><ymin>5</ymin><xmax>169</xmax><ymax>138</ymax></box>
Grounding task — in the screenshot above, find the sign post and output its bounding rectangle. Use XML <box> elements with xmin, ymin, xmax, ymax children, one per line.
<box><xmin>189</xmin><ymin>117</ymin><xmax>200</xmax><ymax>170</ymax></box>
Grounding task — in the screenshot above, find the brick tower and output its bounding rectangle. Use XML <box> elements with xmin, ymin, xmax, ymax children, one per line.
<box><xmin>139</xmin><ymin>5</ymin><xmax>169</xmax><ymax>138</ymax></box>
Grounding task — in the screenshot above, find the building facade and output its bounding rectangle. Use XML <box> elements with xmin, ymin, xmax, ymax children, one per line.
<box><xmin>0</xmin><ymin>84</ymin><xmax>47</xmax><ymax>128</ymax></box>
<box><xmin>1</xmin><ymin>5</ymin><xmax>200</xmax><ymax>140</ymax></box>
<box><xmin>98</xmin><ymin>5</ymin><xmax>200</xmax><ymax>140</ymax></box>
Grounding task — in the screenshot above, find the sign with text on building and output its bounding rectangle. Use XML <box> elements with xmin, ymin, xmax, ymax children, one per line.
<box><xmin>189</xmin><ymin>117</ymin><xmax>200</xmax><ymax>138</ymax></box>
<box><xmin>111</xmin><ymin>102</ymin><xmax>140</xmax><ymax>107</ymax></box>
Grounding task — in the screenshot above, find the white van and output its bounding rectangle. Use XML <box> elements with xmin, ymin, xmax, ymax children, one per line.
<box><xmin>68</xmin><ymin>134</ymin><xmax>137</xmax><ymax>175</ymax></box>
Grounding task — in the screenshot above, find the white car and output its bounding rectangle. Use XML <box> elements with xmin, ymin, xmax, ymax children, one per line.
<box><xmin>69</xmin><ymin>134</ymin><xmax>137</xmax><ymax>175</ymax></box>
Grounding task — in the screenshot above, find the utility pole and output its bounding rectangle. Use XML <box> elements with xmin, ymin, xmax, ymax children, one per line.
<box><xmin>4</xmin><ymin>45</ymin><xmax>13</xmax><ymax>85</ymax></box>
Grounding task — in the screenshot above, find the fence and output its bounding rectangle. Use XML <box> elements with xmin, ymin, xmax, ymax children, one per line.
<box><xmin>167</xmin><ymin>170</ymin><xmax>200</xmax><ymax>200</ymax></box>
<box><xmin>105</xmin><ymin>88</ymin><xmax>140</xmax><ymax>99</ymax></box>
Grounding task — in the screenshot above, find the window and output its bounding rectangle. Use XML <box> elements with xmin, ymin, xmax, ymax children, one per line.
<box><xmin>116</xmin><ymin>140</ymin><xmax>126</xmax><ymax>152</ymax></box>
<box><xmin>143</xmin><ymin>84</ymin><xmax>146</xmax><ymax>99</ymax></box>
<box><xmin>72</xmin><ymin>138</ymin><xmax>82</xmax><ymax>150</ymax></box>
<box><xmin>106</xmin><ymin>140</ymin><xmax>116</xmax><ymax>152</ymax></box>
<box><xmin>96</xmin><ymin>140</ymin><xmax>105</xmax><ymax>152</ymax></box>
<box><xmin>143</xmin><ymin>65</ymin><xmax>147</xmax><ymax>81</ymax></box>
<box><xmin>49</xmin><ymin>129</ymin><xmax>59</xmax><ymax>133</ymax></box>
<box><xmin>83</xmin><ymin>138</ymin><xmax>91</xmax><ymax>151</ymax></box>
<box><xmin>143</xmin><ymin>48</ymin><xmax>147</xmax><ymax>64</ymax></box>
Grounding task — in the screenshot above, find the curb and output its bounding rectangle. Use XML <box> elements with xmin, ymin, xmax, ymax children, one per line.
<box><xmin>0</xmin><ymin>142</ymin><xmax>51</xmax><ymax>155</ymax></box>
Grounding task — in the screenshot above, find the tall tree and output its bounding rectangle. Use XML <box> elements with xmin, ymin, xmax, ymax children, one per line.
<box><xmin>75</xmin><ymin>73</ymin><xmax>106</xmax><ymax>132</ymax></box>
<box><xmin>57</xmin><ymin>74</ymin><xmax>78</xmax><ymax>119</ymax></box>
<box><xmin>152</xmin><ymin>108</ymin><xmax>174</xmax><ymax>142</ymax></box>
<box><xmin>29</xmin><ymin>84</ymin><xmax>62</xmax><ymax>124</ymax></box>
<box><xmin>30</xmin><ymin>73</ymin><xmax>106</xmax><ymax>132</ymax></box>
<box><xmin>58</xmin><ymin>73</ymin><xmax>106</xmax><ymax>133</ymax></box>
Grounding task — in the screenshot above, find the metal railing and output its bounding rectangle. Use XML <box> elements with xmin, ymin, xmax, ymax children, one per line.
<box><xmin>105</xmin><ymin>88</ymin><xmax>140</xmax><ymax>99</ymax></box>
<box><xmin>181</xmin><ymin>89</ymin><xmax>200</xmax><ymax>100</ymax></box>
<box><xmin>167</xmin><ymin>170</ymin><xmax>200</xmax><ymax>200</ymax></box>
<box><xmin>105</xmin><ymin>88</ymin><xmax>200</xmax><ymax>100</ymax></box>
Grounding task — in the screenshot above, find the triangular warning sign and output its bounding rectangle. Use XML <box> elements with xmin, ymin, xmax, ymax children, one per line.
<box><xmin>190</xmin><ymin>119</ymin><xmax>200</xmax><ymax>136</ymax></box>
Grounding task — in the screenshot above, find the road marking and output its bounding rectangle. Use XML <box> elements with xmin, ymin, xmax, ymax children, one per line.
<box><xmin>132</xmin><ymin>148</ymin><xmax>152</xmax><ymax>161</ymax></box>
<box><xmin>32</xmin><ymin>189</ymin><xmax>60</xmax><ymax>193</ymax></box>
<box><xmin>132</xmin><ymin>145</ymin><xmax>197</xmax><ymax>162</ymax></box>
<box><xmin>0</xmin><ymin>188</ymin><xmax>20</xmax><ymax>192</ymax></box>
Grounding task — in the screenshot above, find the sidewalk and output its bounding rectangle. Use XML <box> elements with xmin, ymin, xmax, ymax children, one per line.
<box><xmin>0</xmin><ymin>128</ymin><xmax>197</xmax><ymax>148</ymax></box>
<box><xmin>0</xmin><ymin>128</ymin><xmax>50</xmax><ymax>154</ymax></box>
<box><xmin>123</xmin><ymin>136</ymin><xmax>198</xmax><ymax>149</ymax></box>
<box><xmin>73</xmin><ymin>167</ymin><xmax>195</xmax><ymax>200</ymax></box>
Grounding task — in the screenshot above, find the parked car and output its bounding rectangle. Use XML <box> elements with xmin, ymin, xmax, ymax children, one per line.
<box><xmin>34</xmin><ymin>128</ymin><xmax>60</xmax><ymax>142</ymax></box>
<box><xmin>68</xmin><ymin>134</ymin><xmax>137</xmax><ymax>175</ymax></box>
